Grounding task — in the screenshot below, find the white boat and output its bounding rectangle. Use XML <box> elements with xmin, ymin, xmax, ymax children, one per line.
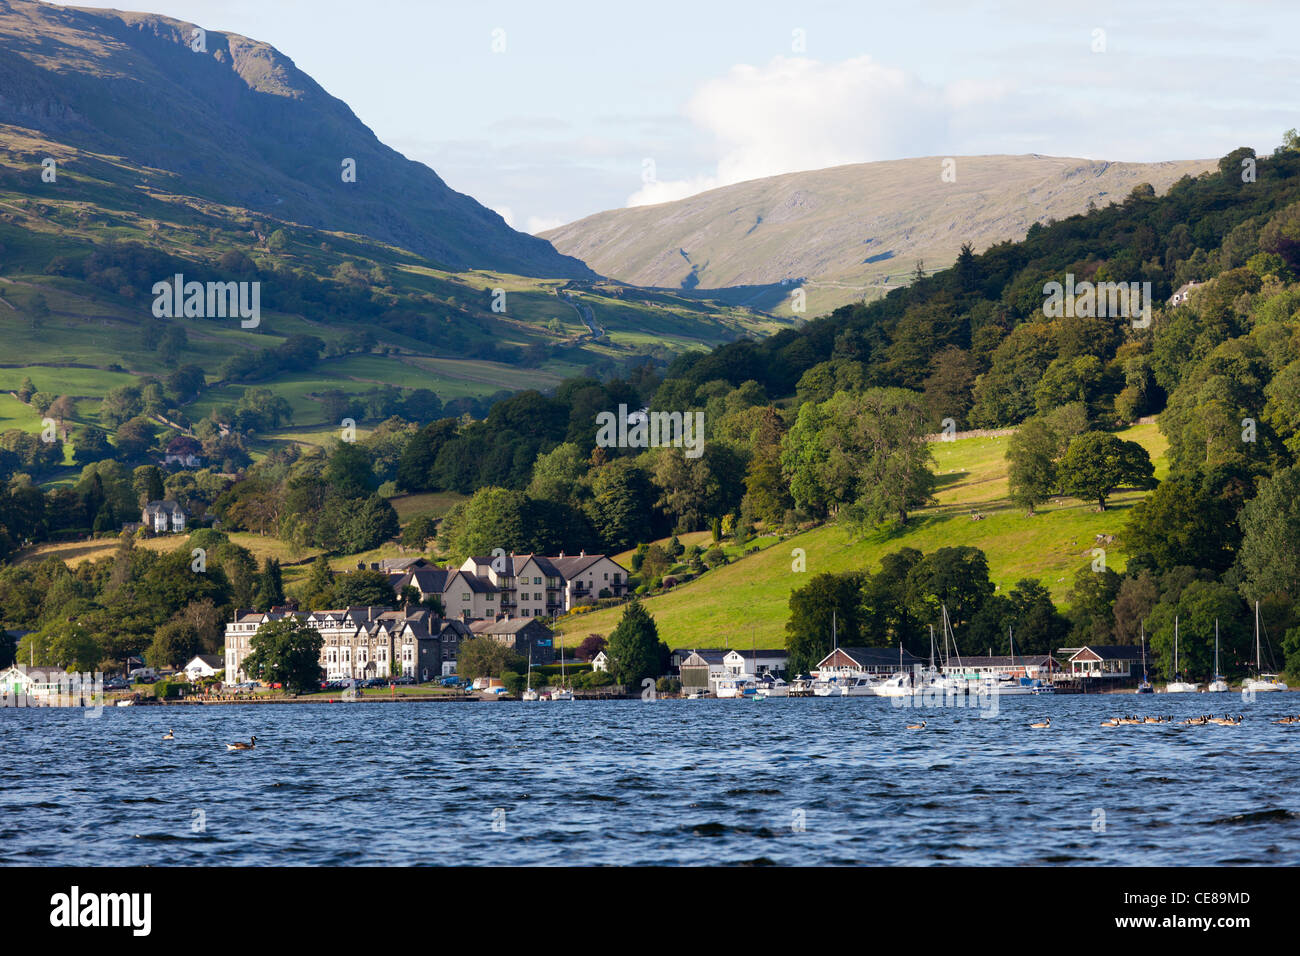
<box><xmin>549</xmin><ymin>635</ymin><xmax>574</xmax><ymax>700</ymax></box>
<box><xmin>1207</xmin><ymin>620</ymin><xmax>1229</xmax><ymax>693</ymax></box>
<box><xmin>715</xmin><ymin>677</ymin><xmax>757</xmax><ymax>699</ymax></box>
<box><xmin>841</xmin><ymin>676</ymin><xmax>878</xmax><ymax>696</ymax></box>
<box><xmin>1243</xmin><ymin>601</ymin><xmax>1288</xmax><ymax>693</ymax></box>
<box><xmin>812</xmin><ymin>677</ymin><xmax>843</xmax><ymax>697</ymax></box>
<box><xmin>686</xmin><ymin>690</ymin><xmax>704</xmax><ymax>700</ymax></box>
<box><xmin>1136</xmin><ymin>627</ymin><xmax>1153</xmax><ymax>694</ymax></box>
<box><xmin>115</xmin><ymin>698</ymin><xmax>135</xmax><ymax>707</ymax></box>
<box><xmin>522</xmin><ymin>650</ymin><xmax>539</xmax><ymax>701</ymax></box>
<box><xmin>755</xmin><ymin>677</ymin><xmax>789</xmax><ymax>698</ymax></box>
<box><xmin>1165</xmin><ymin>617</ymin><xmax>1200</xmax><ymax>693</ymax></box>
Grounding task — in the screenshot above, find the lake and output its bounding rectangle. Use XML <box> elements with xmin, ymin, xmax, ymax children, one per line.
<box><xmin>4</xmin><ymin>693</ymin><xmax>1299</xmax><ymax>865</ymax></box>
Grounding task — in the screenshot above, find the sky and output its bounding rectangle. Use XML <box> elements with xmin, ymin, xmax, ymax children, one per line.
<box><xmin>66</xmin><ymin>0</ymin><xmax>1300</xmax><ymax>234</ymax></box>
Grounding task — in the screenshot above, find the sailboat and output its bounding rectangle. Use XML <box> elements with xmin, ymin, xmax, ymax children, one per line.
<box><xmin>1207</xmin><ymin>620</ymin><xmax>1229</xmax><ymax>693</ymax></box>
<box><xmin>522</xmin><ymin>647</ymin><xmax>539</xmax><ymax>701</ymax></box>
<box><xmin>812</xmin><ymin>609</ymin><xmax>844</xmax><ymax>696</ymax></box>
<box><xmin>1136</xmin><ymin>626</ymin><xmax>1153</xmax><ymax>694</ymax></box>
<box><xmin>1165</xmin><ymin>616</ymin><xmax>1200</xmax><ymax>693</ymax></box>
<box><xmin>1242</xmin><ymin>601</ymin><xmax>1288</xmax><ymax>693</ymax></box>
<box><xmin>993</xmin><ymin>625</ymin><xmax>1035</xmax><ymax>695</ymax></box>
<box><xmin>550</xmin><ymin>637</ymin><xmax>574</xmax><ymax>700</ymax></box>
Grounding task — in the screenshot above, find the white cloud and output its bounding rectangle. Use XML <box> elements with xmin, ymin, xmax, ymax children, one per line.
<box><xmin>626</xmin><ymin>55</ymin><xmax>979</xmax><ymax>206</ymax></box>
<box><xmin>525</xmin><ymin>215</ymin><xmax>566</xmax><ymax>235</ymax></box>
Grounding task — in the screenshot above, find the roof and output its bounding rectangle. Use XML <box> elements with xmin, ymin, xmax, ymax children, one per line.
<box><xmin>818</xmin><ymin>646</ymin><xmax>922</xmax><ymax>668</ymax></box>
<box><xmin>680</xmin><ymin>649</ymin><xmax>730</xmax><ymax>664</ymax></box>
<box><xmin>380</xmin><ymin>557</ymin><xmax>430</xmax><ymax>572</ymax></box>
<box><xmin>465</xmin><ymin>552</ymin><xmax>627</xmax><ymax>578</ymax></box>
<box><xmin>942</xmin><ymin>655</ymin><xmax>1055</xmax><ymax>667</ymax></box>
<box><xmin>187</xmin><ymin>654</ymin><xmax>223</xmax><ymax>669</ymax></box>
<box><xmin>1069</xmin><ymin>645</ymin><xmax>1144</xmax><ymax>662</ymax></box>
<box><xmin>724</xmin><ymin>648</ymin><xmax>789</xmax><ymax>661</ymax></box>
<box><xmin>470</xmin><ymin>617</ymin><xmax>553</xmax><ymax>636</ymax></box>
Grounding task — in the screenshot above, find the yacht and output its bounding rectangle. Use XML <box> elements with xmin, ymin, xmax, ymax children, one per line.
<box><xmin>521</xmin><ymin>649</ymin><xmax>539</xmax><ymax>701</ymax></box>
<box><xmin>1136</xmin><ymin>627</ymin><xmax>1153</xmax><ymax>694</ymax></box>
<box><xmin>715</xmin><ymin>677</ymin><xmax>757</xmax><ymax>699</ymax></box>
<box><xmin>1243</xmin><ymin>601</ymin><xmax>1288</xmax><ymax>693</ymax></box>
<box><xmin>549</xmin><ymin>635</ymin><xmax>574</xmax><ymax>700</ymax></box>
<box><xmin>755</xmin><ymin>676</ymin><xmax>790</xmax><ymax>698</ymax></box>
<box><xmin>1207</xmin><ymin>620</ymin><xmax>1229</xmax><ymax>693</ymax></box>
<box><xmin>1165</xmin><ymin>617</ymin><xmax>1200</xmax><ymax>693</ymax></box>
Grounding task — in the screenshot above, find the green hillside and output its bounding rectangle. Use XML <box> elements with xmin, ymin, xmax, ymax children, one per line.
<box><xmin>555</xmin><ymin>422</ymin><xmax>1167</xmax><ymax>649</ymax></box>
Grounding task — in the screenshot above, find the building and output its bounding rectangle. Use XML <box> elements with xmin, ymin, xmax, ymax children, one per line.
<box><xmin>224</xmin><ymin>605</ymin><xmax>451</xmax><ymax>684</ymax></box>
<box><xmin>162</xmin><ymin>435</ymin><xmax>203</xmax><ymax>468</ymax></box>
<box><xmin>142</xmin><ymin>500</ymin><xmax>186</xmax><ymax>533</ymax></box>
<box><xmin>467</xmin><ymin>617</ymin><xmax>556</xmax><ymax>665</ymax></box>
<box><xmin>394</xmin><ymin>567</ymin><xmax>500</xmax><ymax>621</ymax></box>
<box><xmin>678</xmin><ymin>650</ymin><xmax>730</xmax><ymax>693</ymax></box>
<box><xmin>816</xmin><ymin>646</ymin><xmax>922</xmax><ymax>678</ymax></box>
<box><xmin>460</xmin><ymin>552</ymin><xmax>629</xmax><ymax>619</ymax></box>
<box><xmin>1066</xmin><ymin>645</ymin><xmax>1144</xmax><ymax>680</ymax></box>
<box><xmin>722</xmin><ymin>648</ymin><xmax>788</xmax><ymax>680</ymax></box>
<box><xmin>183</xmin><ymin>654</ymin><xmax>224</xmax><ymax>681</ymax></box>
<box><xmin>1168</xmin><ymin>281</ymin><xmax>1201</xmax><ymax>307</ymax></box>
<box><xmin>432</xmin><ymin>618</ymin><xmax>475</xmax><ymax>676</ymax></box>
<box><xmin>0</xmin><ymin>664</ymin><xmax>71</xmax><ymax>701</ymax></box>
<box><xmin>590</xmin><ymin>650</ymin><xmax>609</xmax><ymax>673</ymax></box>
<box><xmin>940</xmin><ymin>655</ymin><xmax>1057</xmax><ymax>680</ymax></box>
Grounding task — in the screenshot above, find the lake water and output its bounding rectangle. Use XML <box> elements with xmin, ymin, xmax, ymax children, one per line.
<box><xmin>4</xmin><ymin>693</ymin><xmax>1299</xmax><ymax>866</ymax></box>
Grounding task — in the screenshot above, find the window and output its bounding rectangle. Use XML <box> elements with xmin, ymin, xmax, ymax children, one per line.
<box><xmin>533</xmin><ymin>577</ymin><xmax>541</xmax><ymax>585</ymax></box>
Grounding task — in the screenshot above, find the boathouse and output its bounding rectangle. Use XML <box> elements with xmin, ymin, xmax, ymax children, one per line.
<box><xmin>816</xmin><ymin>646</ymin><xmax>921</xmax><ymax>678</ymax></box>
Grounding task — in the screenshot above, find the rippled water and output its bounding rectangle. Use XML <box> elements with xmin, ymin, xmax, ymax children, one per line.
<box><xmin>4</xmin><ymin>693</ymin><xmax>1299</xmax><ymax>865</ymax></box>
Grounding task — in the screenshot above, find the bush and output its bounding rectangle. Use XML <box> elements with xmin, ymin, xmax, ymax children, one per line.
<box><xmin>703</xmin><ymin>548</ymin><xmax>726</xmax><ymax>569</ymax></box>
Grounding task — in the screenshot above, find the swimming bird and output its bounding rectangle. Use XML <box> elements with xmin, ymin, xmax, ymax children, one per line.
<box><xmin>1100</xmin><ymin>718</ymin><xmax>1119</xmax><ymax>727</ymax></box>
<box><xmin>162</xmin><ymin>729</ymin><xmax>174</xmax><ymax>740</ymax></box>
<box><xmin>906</xmin><ymin>720</ymin><xmax>926</xmax><ymax>730</ymax></box>
<box><xmin>1029</xmin><ymin>717</ymin><xmax>1051</xmax><ymax>729</ymax></box>
<box><xmin>226</xmin><ymin>735</ymin><xmax>256</xmax><ymax>751</ymax></box>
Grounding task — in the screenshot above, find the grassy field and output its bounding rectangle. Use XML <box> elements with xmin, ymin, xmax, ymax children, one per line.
<box><xmin>552</xmin><ymin>422</ymin><xmax>1167</xmax><ymax>650</ymax></box>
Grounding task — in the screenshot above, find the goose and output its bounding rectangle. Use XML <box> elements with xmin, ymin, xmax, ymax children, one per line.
<box><xmin>905</xmin><ymin>720</ymin><xmax>926</xmax><ymax>730</ymax></box>
<box><xmin>162</xmin><ymin>729</ymin><xmax>174</xmax><ymax>740</ymax></box>
<box><xmin>1100</xmin><ymin>718</ymin><xmax>1119</xmax><ymax>727</ymax></box>
<box><xmin>226</xmin><ymin>735</ymin><xmax>256</xmax><ymax>751</ymax></box>
<box><xmin>1029</xmin><ymin>717</ymin><xmax>1051</xmax><ymax>729</ymax></box>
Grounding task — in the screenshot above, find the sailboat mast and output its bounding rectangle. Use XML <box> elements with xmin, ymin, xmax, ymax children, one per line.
<box><xmin>1255</xmin><ymin>600</ymin><xmax>1261</xmax><ymax>671</ymax></box>
<box><xmin>1174</xmin><ymin>615</ymin><xmax>1179</xmax><ymax>676</ymax></box>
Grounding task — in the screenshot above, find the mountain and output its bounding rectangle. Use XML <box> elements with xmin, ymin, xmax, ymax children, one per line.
<box><xmin>0</xmin><ymin>0</ymin><xmax>592</xmax><ymax>278</ymax></box>
<box><xmin>542</xmin><ymin>155</ymin><xmax>1217</xmax><ymax>314</ymax></box>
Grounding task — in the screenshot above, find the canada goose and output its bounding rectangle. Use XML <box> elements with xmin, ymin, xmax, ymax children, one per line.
<box><xmin>162</xmin><ymin>729</ymin><xmax>174</xmax><ymax>740</ymax></box>
<box><xmin>1029</xmin><ymin>717</ymin><xmax>1051</xmax><ymax>729</ymax></box>
<box><xmin>906</xmin><ymin>720</ymin><xmax>926</xmax><ymax>730</ymax></box>
<box><xmin>226</xmin><ymin>736</ymin><xmax>256</xmax><ymax>751</ymax></box>
<box><xmin>1100</xmin><ymin>718</ymin><xmax>1119</xmax><ymax>727</ymax></box>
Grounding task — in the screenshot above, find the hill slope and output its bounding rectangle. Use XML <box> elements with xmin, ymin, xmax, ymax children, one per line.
<box><xmin>542</xmin><ymin>155</ymin><xmax>1215</xmax><ymax>315</ymax></box>
<box><xmin>554</xmin><ymin>422</ymin><xmax>1168</xmax><ymax>650</ymax></box>
<box><xmin>0</xmin><ymin>0</ymin><xmax>590</xmax><ymax>278</ymax></box>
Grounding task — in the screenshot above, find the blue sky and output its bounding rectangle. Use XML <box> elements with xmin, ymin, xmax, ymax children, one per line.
<box><xmin>69</xmin><ymin>1</ymin><xmax>1300</xmax><ymax>232</ymax></box>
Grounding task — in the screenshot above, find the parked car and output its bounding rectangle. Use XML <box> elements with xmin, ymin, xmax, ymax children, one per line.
<box><xmin>393</xmin><ymin>676</ymin><xmax>416</xmax><ymax>685</ymax></box>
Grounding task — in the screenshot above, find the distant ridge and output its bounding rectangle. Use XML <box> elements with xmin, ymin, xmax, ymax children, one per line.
<box><xmin>0</xmin><ymin>0</ymin><xmax>593</xmax><ymax>278</ymax></box>
<box><xmin>542</xmin><ymin>154</ymin><xmax>1216</xmax><ymax>313</ymax></box>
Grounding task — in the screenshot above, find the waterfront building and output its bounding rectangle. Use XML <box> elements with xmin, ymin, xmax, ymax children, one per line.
<box><xmin>459</xmin><ymin>551</ymin><xmax>630</xmax><ymax>618</ymax></box>
<box><xmin>816</xmin><ymin>646</ymin><xmax>922</xmax><ymax>679</ymax></box>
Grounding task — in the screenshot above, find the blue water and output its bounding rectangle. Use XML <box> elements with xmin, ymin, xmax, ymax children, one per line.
<box><xmin>4</xmin><ymin>694</ymin><xmax>1299</xmax><ymax>865</ymax></box>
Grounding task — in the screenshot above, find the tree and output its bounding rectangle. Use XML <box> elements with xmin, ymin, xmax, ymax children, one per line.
<box><xmin>242</xmin><ymin>617</ymin><xmax>324</xmax><ymax>693</ymax></box>
<box><xmin>1237</xmin><ymin>465</ymin><xmax>1300</xmax><ymax>602</ymax></box>
<box><xmin>1123</xmin><ymin>473</ymin><xmax>1240</xmax><ymax>575</ymax></box>
<box><xmin>589</xmin><ymin>462</ymin><xmax>658</xmax><ymax>552</ymax></box>
<box><xmin>1057</xmin><ymin>432</ymin><xmax>1155</xmax><ymax>510</ymax></box>
<box><xmin>784</xmin><ymin>571</ymin><xmax>869</xmax><ymax>675</ymax></box>
<box><xmin>132</xmin><ymin>465</ymin><xmax>166</xmax><ymax>506</ymax></box>
<box><xmin>904</xmin><ymin>546</ymin><xmax>994</xmax><ymax>632</ymax></box>
<box><xmin>146</xmin><ymin>618</ymin><xmax>202</xmax><ymax>670</ymax></box>
<box><xmin>332</xmin><ymin>570</ymin><xmax>395</xmax><ymax>608</ymax></box>
<box><xmin>255</xmin><ymin>557</ymin><xmax>285</xmax><ymax>610</ymax></box>
<box><xmin>1064</xmin><ymin>565</ymin><xmax>1122</xmax><ymax>643</ymax></box>
<box><xmin>299</xmin><ymin>556</ymin><xmax>336</xmax><ymax>609</ymax></box>
<box><xmin>400</xmin><ymin>514</ymin><xmax>437</xmax><ymax>552</ymax></box>
<box><xmin>606</xmin><ymin>599</ymin><xmax>664</xmax><ymax>687</ymax></box>
<box><xmin>456</xmin><ymin>636</ymin><xmax>520</xmax><ymax>680</ymax></box>
<box><xmin>1006</xmin><ymin>417</ymin><xmax>1058</xmax><ymax>515</ymax></box>
<box><xmin>577</xmin><ymin>634</ymin><xmax>608</xmax><ymax>661</ymax></box>
<box><xmin>1146</xmin><ymin>580</ymin><xmax>1250</xmax><ymax>680</ymax></box>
